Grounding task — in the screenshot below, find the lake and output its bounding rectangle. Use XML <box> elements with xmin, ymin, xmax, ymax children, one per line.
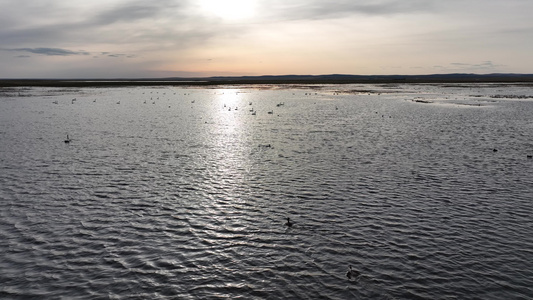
<box><xmin>1</xmin><ymin>83</ymin><xmax>532</xmax><ymax>299</ymax></box>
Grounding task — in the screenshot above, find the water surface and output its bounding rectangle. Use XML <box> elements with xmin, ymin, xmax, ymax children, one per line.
<box><xmin>1</xmin><ymin>83</ymin><xmax>532</xmax><ymax>299</ymax></box>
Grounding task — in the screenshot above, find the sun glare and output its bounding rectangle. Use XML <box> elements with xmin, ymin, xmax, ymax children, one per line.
<box><xmin>199</xmin><ymin>0</ymin><xmax>256</xmax><ymax>21</ymax></box>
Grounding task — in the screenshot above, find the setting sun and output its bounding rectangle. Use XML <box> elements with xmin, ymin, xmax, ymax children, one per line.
<box><xmin>198</xmin><ymin>0</ymin><xmax>257</xmax><ymax>21</ymax></box>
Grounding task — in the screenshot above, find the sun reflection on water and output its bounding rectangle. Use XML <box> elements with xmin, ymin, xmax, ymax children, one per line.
<box><xmin>212</xmin><ymin>88</ymin><xmax>244</xmax><ymax>110</ymax></box>
<box><xmin>206</xmin><ymin>89</ymin><xmax>256</xmax><ymax>216</ymax></box>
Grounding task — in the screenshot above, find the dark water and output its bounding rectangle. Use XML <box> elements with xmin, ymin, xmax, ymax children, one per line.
<box><xmin>1</xmin><ymin>83</ymin><xmax>532</xmax><ymax>299</ymax></box>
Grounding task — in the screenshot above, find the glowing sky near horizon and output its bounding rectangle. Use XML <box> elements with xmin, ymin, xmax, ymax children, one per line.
<box><xmin>1</xmin><ymin>0</ymin><xmax>532</xmax><ymax>78</ymax></box>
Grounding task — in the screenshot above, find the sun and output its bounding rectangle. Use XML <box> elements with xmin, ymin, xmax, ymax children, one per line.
<box><xmin>198</xmin><ymin>0</ymin><xmax>257</xmax><ymax>21</ymax></box>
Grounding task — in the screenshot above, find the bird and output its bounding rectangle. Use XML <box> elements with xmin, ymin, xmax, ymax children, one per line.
<box><xmin>346</xmin><ymin>265</ymin><xmax>360</xmax><ymax>279</ymax></box>
<box><xmin>285</xmin><ymin>217</ymin><xmax>293</xmax><ymax>227</ymax></box>
<box><xmin>64</xmin><ymin>135</ymin><xmax>71</xmax><ymax>144</ymax></box>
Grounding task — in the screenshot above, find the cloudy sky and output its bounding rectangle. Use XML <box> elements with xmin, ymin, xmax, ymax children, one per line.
<box><xmin>1</xmin><ymin>0</ymin><xmax>532</xmax><ymax>78</ymax></box>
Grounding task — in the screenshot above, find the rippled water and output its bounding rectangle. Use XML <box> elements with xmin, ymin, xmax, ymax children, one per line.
<box><xmin>1</xmin><ymin>83</ymin><xmax>533</xmax><ymax>299</ymax></box>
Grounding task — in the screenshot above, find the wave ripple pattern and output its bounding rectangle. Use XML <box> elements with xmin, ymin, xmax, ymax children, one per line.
<box><xmin>1</xmin><ymin>83</ymin><xmax>533</xmax><ymax>299</ymax></box>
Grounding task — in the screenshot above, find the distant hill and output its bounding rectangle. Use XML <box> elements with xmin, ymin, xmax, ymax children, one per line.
<box><xmin>2</xmin><ymin>73</ymin><xmax>533</xmax><ymax>87</ymax></box>
<box><xmin>186</xmin><ymin>73</ymin><xmax>533</xmax><ymax>83</ymax></box>
<box><xmin>158</xmin><ymin>73</ymin><xmax>533</xmax><ymax>84</ymax></box>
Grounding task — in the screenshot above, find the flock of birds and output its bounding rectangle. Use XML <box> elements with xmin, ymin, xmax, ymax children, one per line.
<box><xmin>59</xmin><ymin>92</ymin><xmax>289</xmax><ymax>116</ymax></box>
<box><xmin>60</xmin><ymin>92</ymin><xmax>533</xmax><ymax>160</ymax></box>
<box><xmin>222</xmin><ymin>99</ymin><xmax>285</xmax><ymax>116</ymax></box>
<box><xmin>59</xmin><ymin>91</ymin><xmax>311</xmax><ymax>147</ymax></box>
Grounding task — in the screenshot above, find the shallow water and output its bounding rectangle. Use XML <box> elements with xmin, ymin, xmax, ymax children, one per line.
<box><xmin>1</xmin><ymin>83</ymin><xmax>533</xmax><ymax>299</ymax></box>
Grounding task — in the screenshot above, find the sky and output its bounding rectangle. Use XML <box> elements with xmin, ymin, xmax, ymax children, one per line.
<box><xmin>1</xmin><ymin>0</ymin><xmax>532</xmax><ymax>78</ymax></box>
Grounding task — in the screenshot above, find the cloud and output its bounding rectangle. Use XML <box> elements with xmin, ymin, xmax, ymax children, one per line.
<box><xmin>89</xmin><ymin>0</ymin><xmax>186</xmax><ymax>26</ymax></box>
<box><xmin>257</xmin><ymin>0</ymin><xmax>433</xmax><ymax>21</ymax></box>
<box><xmin>0</xmin><ymin>0</ymin><xmax>210</xmax><ymax>49</ymax></box>
<box><xmin>434</xmin><ymin>61</ymin><xmax>504</xmax><ymax>72</ymax></box>
<box><xmin>452</xmin><ymin>61</ymin><xmax>502</xmax><ymax>69</ymax></box>
<box><xmin>2</xmin><ymin>47</ymin><xmax>136</xmax><ymax>59</ymax></box>
<box><xmin>107</xmin><ymin>53</ymin><xmax>136</xmax><ymax>58</ymax></box>
<box><xmin>472</xmin><ymin>61</ymin><xmax>504</xmax><ymax>69</ymax></box>
<box><xmin>6</xmin><ymin>47</ymin><xmax>90</xmax><ymax>56</ymax></box>
<box><xmin>1</xmin><ymin>0</ymin><xmax>532</xmax><ymax>78</ymax></box>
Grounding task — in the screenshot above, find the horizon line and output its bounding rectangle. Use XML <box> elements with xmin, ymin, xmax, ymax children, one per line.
<box><xmin>2</xmin><ymin>72</ymin><xmax>533</xmax><ymax>80</ymax></box>
<box><xmin>2</xmin><ymin>73</ymin><xmax>533</xmax><ymax>87</ymax></box>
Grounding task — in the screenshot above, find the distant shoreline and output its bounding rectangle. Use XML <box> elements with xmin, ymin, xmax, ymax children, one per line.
<box><xmin>2</xmin><ymin>73</ymin><xmax>533</xmax><ymax>87</ymax></box>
